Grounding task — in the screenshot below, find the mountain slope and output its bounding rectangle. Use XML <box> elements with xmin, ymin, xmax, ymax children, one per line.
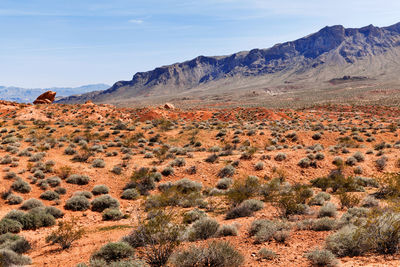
<box><xmin>57</xmin><ymin>23</ymin><xmax>400</xmax><ymax>107</ymax></box>
<box><xmin>0</xmin><ymin>84</ymin><xmax>110</xmax><ymax>103</ymax></box>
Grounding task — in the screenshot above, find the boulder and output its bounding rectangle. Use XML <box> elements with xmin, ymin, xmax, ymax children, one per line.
<box><xmin>33</xmin><ymin>91</ymin><xmax>56</xmax><ymax>104</ymax></box>
<box><xmin>164</xmin><ymin>103</ymin><xmax>175</xmax><ymax>110</ymax></box>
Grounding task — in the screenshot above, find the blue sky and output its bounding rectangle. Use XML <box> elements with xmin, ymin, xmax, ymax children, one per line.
<box><xmin>1</xmin><ymin>0</ymin><xmax>400</xmax><ymax>88</ymax></box>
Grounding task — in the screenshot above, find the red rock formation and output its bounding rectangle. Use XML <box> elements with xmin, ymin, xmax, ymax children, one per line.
<box><xmin>164</xmin><ymin>103</ymin><xmax>175</xmax><ymax>110</ymax></box>
<box><xmin>33</xmin><ymin>91</ymin><xmax>56</xmax><ymax>104</ymax></box>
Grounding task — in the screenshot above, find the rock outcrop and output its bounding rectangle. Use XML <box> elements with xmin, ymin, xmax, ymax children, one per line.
<box><xmin>33</xmin><ymin>91</ymin><xmax>56</xmax><ymax>104</ymax></box>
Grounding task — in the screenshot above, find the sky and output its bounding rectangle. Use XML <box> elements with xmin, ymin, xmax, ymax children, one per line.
<box><xmin>1</xmin><ymin>0</ymin><xmax>400</xmax><ymax>88</ymax></box>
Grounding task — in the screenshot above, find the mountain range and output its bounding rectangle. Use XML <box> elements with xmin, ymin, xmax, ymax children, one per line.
<box><xmin>0</xmin><ymin>84</ymin><xmax>110</xmax><ymax>103</ymax></box>
<box><xmin>58</xmin><ymin>22</ymin><xmax>400</xmax><ymax>107</ymax></box>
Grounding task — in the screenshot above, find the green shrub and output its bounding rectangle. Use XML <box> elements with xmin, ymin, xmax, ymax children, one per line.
<box><xmin>40</xmin><ymin>190</ymin><xmax>60</xmax><ymax>201</ymax></box>
<box><xmin>225</xmin><ymin>199</ymin><xmax>264</xmax><ymax>219</ymax></box>
<box><xmin>20</xmin><ymin>198</ymin><xmax>44</xmax><ymax>210</ymax></box>
<box><xmin>326</xmin><ymin>225</ymin><xmax>362</xmax><ymax>257</ymax></box>
<box><xmin>122</xmin><ymin>212</ymin><xmax>182</xmax><ymax>266</ymax></box>
<box><xmin>188</xmin><ymin>218</ymin><xmax>219</xmax><ymax>241</ymax></box>
<box><xmin>102</xmin><ymin>209</ymin><xmax>123</xmax><ymax>221</ymax></box>
<box><xmin>65</xmin><ymin>196</ymin><xmax>90</xmax><ymax>211</ymax></box>
<box><xmin>121</xmin><ymin>189</ymin><xmax>139</xmax><ymax>200</ymax></box>
<box><xmin>309</xmin><ymin>192</ymin><xmax>331</xmax><ymax>206</ymax></box>
<box><xmin>66</xmin><ymin>174</ymin><xmax>90</xmax><ymax>185</ymax></box>
<box><xmin>45</xmin><ymin>206</ymin><xmax>64</xmax><ymax>218</ymax></box>
<box><xmin>0</xmin><ymin>219</ymin><xmax>22</xmax><ymax>234</ymax></box>
<box><xmin>257</xmin><ymin>248</ymin><xmax>277</xmax><ymax>260</ymax></box>
<box><xmin>318</xmin><ymin>203</ymin><xmax>337</xmax><ymax>218</ymax></box>
<box><xmin>6</xmin><ymin>194</ymin><xmax>23</xmax><ymax>205</ymax></box>
<box><xmin>91</xmin><ymin>195</ymin><xmax>120</xmax><ymax>212</ymax></box>
<box><xmin>249</xmin><ymin>219</ymin><xmax>291</xmax><ymax>243</ymax></box>
<box><xmin>0</xmin><ymin>248</ymin><xmax>32</xmax><ymax>267</ymax></box>
<box><xmin>182</xmin><ymin>209</ymin><xmax>206</xmax><ymax>224</ymax></box>
<box><xmin>226</xmin><ymin>176</ymin><xmax>260</xmax><ymax>205</ymax></box>
<box><xmin>92</xmin><ymin>185</ymin><xmax>109</xmax><ymax>195</ymax></box>
<box><xmin>20</xmin><ymin>209</ymin><xmax>56</xmax><ymax>230</ymax></box>
<box><xmin>11</xmin><ymin>179</ymin><xmax>31</xmax><ymax>194</ymax></box>
<box><xmin>216</xmin><ymin>178</ymin><xmax>233</xmax><ymax>190</ymax></box>
<box><xmin>171</xmin><ymin>241</ymin><xmax>244</xmax><ymax>267</ymax></box>
<box><xmin>217</xmin><ymin>224</ymin><xmax>238</xmax><ymax>237</ymax></box>
<box><xmin>91</xmin><ymin>242</ymin><xmax>134</xmax><ymax>263</ymax></box>
<box><xmin>46</xmin><ymin>217</ymin><xmax>85</xmax><ymax>249</ymax></box>
<box><xmin>305</xmin><ymin>249</ymin><xmax>338</xmax><ymax>267</ymax></box>
<box><xmin>217</xmin><ymin>165</ymin><xmax>235</xmax><ymax>178</ymax></box>
<box><xmin>0</xmin><ymin>233</ymin><xmax>31</xmax><ymax>254</ymax></box>
<box><xmin>92</xmin><ymin>159</ymin><xmax>105</xmax><ymax>168</ymax></box>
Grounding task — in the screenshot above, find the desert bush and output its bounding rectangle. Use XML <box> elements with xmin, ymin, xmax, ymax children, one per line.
<box><xmin>0</xmin><ymin>248</ymin><xmax>32</xmax><ymax>266</ymax></box>
<box><xmin>249</xmin><ymin>219</ymin><xmax>291</xmax><ymax>243</ymax></box>
<box><xmin>326</xmin><ymin>225</ymin><xmax>363</xmax><ymax>257</ymax></box>
<box><xmin>217</xmin><ymin>224</ymin><xmax>238</xmax><ymax>237</ymax></box>
<box><xmin>46</xmin><ymin>217</ymin><xmax>85</xmax><ymax>249</ymax></box>
<box><xmin>345</xmin><ymin>156</ymin><xmax>357</xmax><ymax>166</ymax></box>
<box><xmin>92</xmin><ymin>159</ymin><xmax>105</xmax><ymax>168</ymax></box>
<box><xmin>121</xmin><ymin>189</ymin><xmax>139</xmax><ymax>200</ymax></box>
<box><xmin>20</xmin><ymin>208</ymin><xmax>56</xmax><ymax>230</ymax></box>
<box><xmin>66</xmin><ymin>174</ymin><xmax>90</xmax><ymax>185</ymax></box>
<box><xmin>20</xmin><ymin>198</ymin><xmax>44</xmax><ymax>210</ymax></box>
<box><xmin>309</xmin><ymin>192</ymin><xmax>331</xmax><ymax>206</ymax></box>
<box><xmin>45</xmin><ymin>206</ymin><xmax>64</xmax><ymax>218</ymax></box>
<box><xmin>55</xmin><ymin>186</ymin><xmax>67</xmax><ymax>195</ymax></box>
<box><xmin>226</xmin><ymin>176</ymin><xmax>260</xmax><ymax>205</ymax></box>
<box><xmin>171</xmin><ymin>241</ymin><xmax>244</xmax><ymax>267</ymax></box>
<box><xmin>339</xmin><ymin>192</ymin><xmax>360</xmax><ymax>209</ymax></box>
<box><xmin>274</xmin><ymin>153</ymin><xmax>287</xmax><ymax>161</ymax></box>
<box><xmin>305</xmin><ymin>249</ymin><xmax>338</xmax><ymax>267</ymax></box>
<box><xmin>318</xmin><ymin>203</ymin><xmax>337</xmax><ymax>218</ymax></box>
<box><xmin>254</xmin><ymin>161</ymin><xmax>264</xmax><ymax>170</ymax></box>
<box><xmin>188</xmin><ymin>217</ymin><xmax>219</xmax><ymax>241</ymax></box>
<box><xmin>298</xmin><ymin>157</ymin><xmax>311</xmax><ymax>168</ymax></box>
<box><xmin>337</xmin><ymin>207</ymin><xmax>368</xmax><ymax>228</ymax></box>
<box><xmin>65</xmin><ymin>196</ymin><xmax>90</xmax><ymax>211</ymax></box>
<box><xmin>11</xmin><ymin>179</ymin><xmax>31</xmax><ymax>194</ymax></box>
<box><xmin>6</xmin><ymin>194</ymin><xmax>23</xmax><ymax>205</ymax></box>
<box><xmin>226</xmin><ymin>199</ymin><xmax>264</xmax><ymax>219</ymax></box>
<box><xmin>0</xmin><ymin>233</ymin><xmax>31</xmax><ymax>254</ymax></box>
<box><xmin>353</xmin><ymin>152</ymin><xmax>365</xmax><ymax>162</ymax></box>
<box><xmin>102</xmin><ymin>209</ymin><xmax>123</xmax><ymax>221</ymax></box>
<box><xmin>74</xmin><ymin>191</ymin><xmax>93</xmax><ymax>199</ymax></box>
<box><xmin>111</xmin><ymin>165</ymin><xmax>123</xmax><ymax>175</ymax></box>
<box><xmin>40</xmin><ymin>190</ymin><xmax>60</xmax><ymax>201</ymax></box>
<box><xmin>182</xmin><ymin>209</ymin><xmax>206</xmax><ymax>224</ymax></box>
<box><xmin>0</xmin><ymin>219</ymin><xmax>22</xmax><ymax>234</ymax></box>
<box><xmin>375</xmin><ymin>156</ymin><xmax>388</xmax><ymax>171</ymax></box>
<box><xmin>46</xmin><ymin>176</ymin><xmax>61</xmax><ymax>187</ymax></box>
<box><xmin>92</xmin><ymin>185</ymin><xmax>109</xmax><ymax>195</ymax></box>
<box><xmin>91</xmin><ymin>195</ymin><xmax>120</xmax><ymax>212</ymax></box>
<box><xmin>130</xmin><ymin>168</ymin><xmax>157</xmax><ymax>195</ymax></box>
<box><xmin>361</xmin><ymin>196</ymin><xmax>379</xmax><ymax>208</ymax></box>
<box><xmin>161</xmin><ymin>166</ymin><xmax>174</xmax><ymax>176</ymax></box>
<box><xmin>216</xmin><ymin>177</ymin><xmax>233</xmax><ymax>190</ymax></box>
<box><xmin>122</xmin><ymin>212</ymin><xmax>182</xmax><ymax>266</ymax></box>
<box><xmin>91</xmin><ymin>242</ymin><xmax>134</xmax><ymax>263</ymax></box>
<box><xmin>258</xmin><ymin>248</ymin><xmax>277</xmax><ymax>260</ymax></box>
<box><xmin>217</xmin><ymin>165</ymin><xmax>235</xmax><ymax>178</ymax></box>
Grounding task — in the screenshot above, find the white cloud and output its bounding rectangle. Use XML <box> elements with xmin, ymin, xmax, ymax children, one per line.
<box><xmin>128</xmin><ymin>19</ymin><xmax>144</xmax><ymax>24</ymax></box>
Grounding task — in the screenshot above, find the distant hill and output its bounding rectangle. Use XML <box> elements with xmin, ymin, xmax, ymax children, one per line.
<box><xmin>57</xmin><ymin>23</ymin><xmax>400</xmax><ymax>107</ymax></box>
<box><xmin>0</xmin><ymin>84</ymin><xmax>110</xmax><ymax>103</ymax></box>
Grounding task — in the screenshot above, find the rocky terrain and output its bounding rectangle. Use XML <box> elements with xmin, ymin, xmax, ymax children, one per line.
<box><xmin>0</xmin><ymin>101</ymin><xmax>399</xmax><ymax>266</ymax></box>
<box><xmin>57</xmin><ymin>23</ymin><xmax>400</xmax><ymax>107</ymax></box>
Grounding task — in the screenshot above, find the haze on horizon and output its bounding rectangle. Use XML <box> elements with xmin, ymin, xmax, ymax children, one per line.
<box><xmin>1</xmin><ymin>0</ymin><xmax>400</xmax><ymax>88</ymax></box>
